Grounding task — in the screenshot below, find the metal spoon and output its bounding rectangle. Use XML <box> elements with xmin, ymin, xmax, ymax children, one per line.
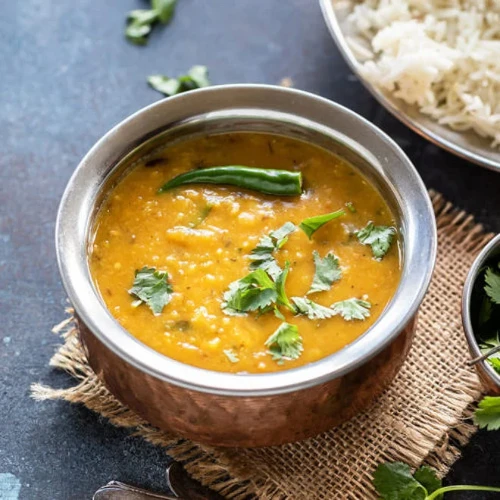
<box><xmin>93</xmin><ymin>462</ymin><xmax>225</xmax><ymax>500</ymax></box>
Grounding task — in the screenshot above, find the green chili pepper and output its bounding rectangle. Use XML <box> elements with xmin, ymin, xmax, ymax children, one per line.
<box><xmin>158</xmin><ymin>166</ymin><xmax>302</xmax><ymax>196</ymax></box>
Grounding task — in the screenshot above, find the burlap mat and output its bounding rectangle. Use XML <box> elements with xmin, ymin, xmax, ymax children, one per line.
<box><xmin>32</xmin><ymin>191</ymin><xmax>495</xmax><ymax>499</ymax></box>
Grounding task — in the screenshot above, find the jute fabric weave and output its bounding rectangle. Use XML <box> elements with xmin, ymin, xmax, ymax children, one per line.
<box><xmin>32</xmin><ymin>191</ymin><xmax>494</xmax><ymax>499</ymax></box>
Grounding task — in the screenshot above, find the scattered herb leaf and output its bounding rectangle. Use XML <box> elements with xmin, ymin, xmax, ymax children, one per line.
<box><xmin>292</xmin><ymin>297</ymin><xmax>335</xmax><ymax>320</ymax></box>
<box><xmin>307</xmin><ymin>250</ymin><xmax>342</xmax><ymax>294</ymax></box>
<box><xmin>374</xmin><ymin>461</ymin><xmax>500</xmax><ymax>499</ymax></box>
<box><xmin>265</xmin><ymin>322</ymin><xmax>303</xmax><ymax>363</ymax></box>
<box><xmin>299</xmin><ymin>209</ymin><xmax>345</xmax><ymax>239</ymax></box>
<box><xmin>128</xmin><ymin>266</ymin><xmax>173</xmax><ymax>315</ymax></box>
<box><xmin>485</xmin><ymin>266</ymin><xmax>500</xmax><ymax>305</ymax></box>
<box><xmin>249</xmin><ymin>222</ymin><xmax>296</xmax><ymax>280</ymax></box>
<box><xmin>152</xmin><ymin>0</ymin><xmax>177</xmax><ymax>23</ymax></box>
<box><xmin>222</xmin><ymin>269</ymin><xmax>277</xmax><ymax>316</ymax></box>
<box><xmin>148</xmin><ymin>65</ymin><xmax>211</xmax><ymax>97</ymax></box>
<box><xmin>223</xmin><ymin>349</ymin><xmax>239</xmax><ymax>363</ymax></box>
<box><xmin>126</xmin><ymin>10</ymin><xmax>158</xmax><ymax>45</ymax></box>
<box><xmin>474</xmin><ymin>396</ymin><xmax>500</xmax><ymax>430</ymax></box>
<box><xmin>331</xmin><ymin>298</ymin><xmax>371</xmax><ymax>321</ymax></box>
<box><xmin>373</xmin><ymin>462</ymin><xmax>429</xmax><ymax>500</ymax></box>
<box><xmin>125</xmin><ymin>0</ymin><xmax>177</xmax><ymax>45</ymax></box>
<box><xmin>356</xmin><ymin>222</ymin><xmax>396</xmax><ymax>259</ymax></box>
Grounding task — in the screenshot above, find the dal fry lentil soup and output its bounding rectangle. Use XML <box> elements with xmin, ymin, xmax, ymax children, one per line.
<box><xmin>90</xmin><ymin>132</ymin><xmax>401</xmax><ymax>373</ymax></box>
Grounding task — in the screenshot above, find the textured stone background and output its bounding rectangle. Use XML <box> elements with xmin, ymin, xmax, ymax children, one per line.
<box><xmin>1</xmin><ymin>1</ymin><xmax>499</xmax><ymax>498</ymax></box>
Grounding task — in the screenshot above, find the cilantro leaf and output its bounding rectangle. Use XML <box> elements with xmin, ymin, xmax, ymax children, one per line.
<box><xmin>148</xmin><ymin>66</ymin><xmax>211</xmax><ymax>97</ymax></box>
<box><xmin>125</xmin><ymin>0</ymin><xmax>177</xmax><ymax>45</ymax></box>
<box><xmin>485</xmin><ymin>267</ymin><xmax>500</xmax><ymax>305</ymax></box>
<box><xmin>299</xmin><ymin>209</ymin><xmax>345</xmax><ymax>239</ymax></box>
<box><xmin>223</xmin><ymin>349</ymin><xmax>239</xmax><ymax>363</ymax></box>
<box><xmin>307</xmin><ymin>250</ymin><xmax>342</xmax><ymax>294</ymax></box>
<box><xmin>413</xmin><ymin>467</ymin><xmax>442</xmax><ymax>497</ymax></box>
<box><xmin>265</xmin><ymin>322</ymin><xmax>303</xmax><ymax>362</ymax></box>
<box><xmin>373</xmin><ymin>462</ymin><xmax>427</xmax><ymax>500</ymax></box>
<box><xmin>275</xmin><ymin>262</ymin><xmax>296</xmax><ymax>312</ymax></box>
<box><xmin>374</xmin><ymin>461</ymin><xmax>500</xmax><ymax>499</ymax></box>
<box><xmin>129</xmin><ymin>266</ymin><xmax>173</xmax><ymax>315</ymax></box>
<box><xmin>331</xmin><ymin>298</ymin><xmax>371</xmax><ymax>321</ymax></box>
<box><xmin>356</xmin><ymin>222</ymin><xmax>396</xmax><ymax>259</ymax></box>
<box><xmin>222</xmin><ymin>269</ymin><xmax>277</xmax><ymax>316</ymax></box>
<box><xmin>152</xmin><ymin>0</ymin><xmax>177</xmax><ymax>23</ymax></box>
<box><xmin>126</xmin><ymin>10</ymin><xmax>158</xmax><ymax>45</ymax></box>
<box><xmin>249</xmin><ymin>222</ymin><xmax>296</xmax><ymax>280</ymax></box>
<box><xmin>474</xmin><ymin>396</ymin><xmax>500</xmax><ymax>430</ymax></box>
<box><xmin>292</xmin><ymin>297</ymin><xmax>335</xmax><ymax>320</ymax></box>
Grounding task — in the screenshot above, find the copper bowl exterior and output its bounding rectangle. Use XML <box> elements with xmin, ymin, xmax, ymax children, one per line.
<box><xmin>462</xmin><ymin>234</ymin><xmax>500</xmax><ymax>396</ymax></box>
<box><xmin>56</xmin><ymin>85</ymin><xmax>436</xmax><ymax>447</ymax></box>
<box><xmin>78</xmin><ymin>316</ymin><xmax>416</xmax><ymax>447</ymax></box>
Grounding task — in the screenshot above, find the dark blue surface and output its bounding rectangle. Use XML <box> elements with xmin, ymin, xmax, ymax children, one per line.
<box><xmin>1</xmin><ymin>1</ymin><xmax>500</xmax><ymax>499</ymax></box>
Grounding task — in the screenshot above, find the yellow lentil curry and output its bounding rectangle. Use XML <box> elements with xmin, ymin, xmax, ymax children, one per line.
<box><xmin>90</xmin><ymin>132</ymin><xmax>401</xmax><ymax>373</ymax></box>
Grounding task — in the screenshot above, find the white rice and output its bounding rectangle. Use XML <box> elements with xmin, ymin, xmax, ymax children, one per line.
<box><xmin>344</xmin><ymin>0</ymin><xmax>500</xmax><ymax>147</ymax></box>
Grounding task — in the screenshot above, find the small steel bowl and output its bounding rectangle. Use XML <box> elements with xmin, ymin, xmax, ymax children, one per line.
<box><xmin>462</xmin><ymin>234</ymin><xmax>500</xmax><ymax>395</ymax></box>
<box><xmin>56</xmin><ymin>84</ymin><xmax>437</xmax><ymax>447</ymax></box>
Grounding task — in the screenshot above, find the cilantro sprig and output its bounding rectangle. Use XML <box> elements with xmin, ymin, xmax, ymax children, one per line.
<box><xmin>126</xmin><ymin>0</ymin><xmax>177</xmax><ymax>45</ymax></box>
<box><xmin>249</xmin><ymin>222</ymin><xmax>296</xmax><ymax>280</ymax></box>
<box><xmin>331</xmin><ymin>298</ymin><xmax>371</xmax><ymax>321</ymax></box>
<box><xmin>292</xmin><ymin>297</ymin><xmax>335</xmax><ymax>320</ymax></box>
<box><xmin>148</xmin><ymin>66</ymin><xmax>211</xmax><ymax>97</ymax></box>
<box><xmin>299</xmin><ymin>209</ymin><xmax>345</xmax><ymax>239</ymax></box>
<box><xmin>265</xmin><ymin>322</ymin><xmax>303</xmax><ymax>363</ymax></box>
<box><xmin>308</xmin><ymin>250</ymin><xmax>342</xmax><ymax>295</ymax></box>
<box><xmin>356</xmin><ymin>221</ymin><xmax>396</xmax><ymax>259</ymax></box>
<box><xmin>222</xmin><ymin>269</ymin><xmax>278</xmax><ymax>316</ymax></box>
<box><xmin>374</xmin><ymin>461</ymin><xmax>500</xmax><ymax>499</ymax></box>
<box><xmin>129</xmin><ymin>266</ymin><xmax>173</xmax><ymax>315</ymax></box>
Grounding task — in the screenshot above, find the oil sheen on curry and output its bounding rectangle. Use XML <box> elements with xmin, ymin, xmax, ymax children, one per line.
<box><xmin>90</xmin><ymin>132</ymin><xmax>401</xmax><ymax>373</ymax></box>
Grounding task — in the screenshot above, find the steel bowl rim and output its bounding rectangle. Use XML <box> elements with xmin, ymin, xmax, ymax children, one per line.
<box><xmin>56</xmin><ymin>83</ymin><xmax>437</xmax><ymax>396</ymax></box>
<box><xmin>319</xmin><ymin>0</ymin><xmax>500</xmax><ymax>173</ymax></box>
<box><xmin>462</xmin><ymin>233</ymin><xmax>500</xmax><ymax>387</ymax></box>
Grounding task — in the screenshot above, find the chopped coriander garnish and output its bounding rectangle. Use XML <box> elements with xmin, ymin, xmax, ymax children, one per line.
<box><xmin>129</xmin><ymin>266</ymin><xmax>173</xmax><ymax>315</ymax></box>
<box><xmin>345</xmin><ymin>201</ymin><xmax>356</xmax><ymax>213</ymax></box>
<box><xmin>275</xmin><ymin>262</ymin><xmax>296</xmax><ymax>313</ymax></box>
<box><xmin>292</xmin><ymin>297</ymin><xmax>335</xmax><ymax>320</ymax></box>
<box><xmin>223</xmin><ymin>349</ymin><xmax>239</xmax><ymax>363</ymax></box>
<box><xmin>148</xmin><ymin>65</ymin><xmax>211</xmax><ymax>97</ymax></box>
<box><xmin>222</xmin><ymin>269</ymin><xmax>277</xmax><ymax>316</ymax></box>
<box><xmin>125</xmin><ymin>0</ymin><xmax>177</xmax><ymax>45</ymax></box>
<box><xmin>299</xmin><ymin>209</ymin><xmax>345</xmax><ymax>239</ymax></box>
<box><xmin>249</xmin><ymin>222</ymin><xmax>296</xmax><ymax>280</ymax></box>
<box><xmin>373</xmin><ymin>461</ymin><xmax>500</xmax><ymax>499</ymax></box>
<box><xmin>356</xmin><ymin>222</ymin><xmax>396</xmax><ymax>259</ymax></box>
<box><xmin>330</xmin><ymin>298</ymin><xmax>371</xmax><ymax>321</ymax></box>
<box><xmin>265</xmin><ymin>322</ymin><xmax>303</xmax><ymax>363</ymax></box>
<box><xmin>485</xmin><ymin>266</ymin><xmax>500</xmax><ymax>304</ymax></box>
<box><xmin>307</xmin><ymin>250</ymin><xmax>342</xmax><ymax>295</ymax></box>
<box><xmin>190</xmin><ymin>203</ymin><xmax>212</xmax><ymax>228</ymax></box>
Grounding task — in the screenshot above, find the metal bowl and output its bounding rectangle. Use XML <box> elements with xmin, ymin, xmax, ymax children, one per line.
<box><xmin>319</xmin><ymin>0</ymin><xmax>500</xmax><ymax>172</ymax></box>
<box><xmin>462</xmin><ymin>234</ymin><xmax>500</xmax><ymax>394</ymax></box>
<box><xmin>56</xmin><ymin>84</ymin><xmax>436</xmax><ymax>447</ymax></box>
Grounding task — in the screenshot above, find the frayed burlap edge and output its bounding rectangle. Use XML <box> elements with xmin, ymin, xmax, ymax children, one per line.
<box><xmin>31</xmin><ymin>190</ymin><xmax>494</xmax><ymax>499</ymax></box>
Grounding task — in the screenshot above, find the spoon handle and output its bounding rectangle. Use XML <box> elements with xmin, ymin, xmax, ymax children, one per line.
<box><xmin>93</xmin><ymin>481</ymin><xmax>181</xmax><ymax>500</ymax></box>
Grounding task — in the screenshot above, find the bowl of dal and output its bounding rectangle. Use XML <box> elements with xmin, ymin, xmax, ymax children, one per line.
<box><xmin>56</xmin><ymin>84</ymin><xmax>436</xmax><ymax>447</ymax></box>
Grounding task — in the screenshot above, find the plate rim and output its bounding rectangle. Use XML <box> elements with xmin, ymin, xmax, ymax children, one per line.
<box><xmin>319</xmin><ymin>0</ymin><xmax>500</xmax><ymax>173</ymax></box>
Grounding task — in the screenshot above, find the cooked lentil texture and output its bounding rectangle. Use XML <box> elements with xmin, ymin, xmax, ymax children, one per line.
<box><xmin>90</xmin><ymin>132</ymin><xmax>401</xmax><ymax>373</ymax></box>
